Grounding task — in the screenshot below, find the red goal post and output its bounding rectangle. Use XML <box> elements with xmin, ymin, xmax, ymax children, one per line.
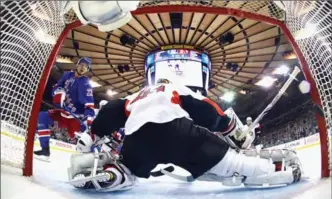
<box><xmin>1</xmin><ymin>1</ymin><xmax>330</xmax><ymax>177</ymax></box>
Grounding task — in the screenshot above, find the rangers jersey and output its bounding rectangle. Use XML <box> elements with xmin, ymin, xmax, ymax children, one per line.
<box><xmin>52</xmin><ymin>71</ymin><xmax>95</xmax><ymax>120</ymax></box>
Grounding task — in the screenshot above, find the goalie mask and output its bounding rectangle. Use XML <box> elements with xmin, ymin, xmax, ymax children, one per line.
<box><xmin>64</xmin><ymin>1</ymin><xmax>139</xmax><ymax>32</ymax></box>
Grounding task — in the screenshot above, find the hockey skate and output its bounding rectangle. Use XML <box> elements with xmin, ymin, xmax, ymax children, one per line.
<box><xmin>34</xmin><ymin>147</ymin><xmax>50</xmax><ymax>162</ymax></box>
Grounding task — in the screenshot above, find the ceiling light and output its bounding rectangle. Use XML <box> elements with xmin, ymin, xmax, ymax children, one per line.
<box><xmin>239</xmin><ymin>90</ymin><xmax>247</xmax><ymax>95</ymax></box>
<box><xmin>220</xmin><ymin>91</ymin><xmax>235</xmax><ymax>102</ymax></box>
<box><xmin>35</xmin><ymin>29</ymin><xmax>56</xmax><ymax>44</ymax></box>
<box><xmin>273</xmin><ymin>65</ymin><xmax>289</xmax><ymax>75</ymax></box>
<box><xmin>107</xmin><ymin>89</ymin><xmax>118</xmax><ymax>96</ymax></box>
<box><xmin>294</xmin><ymin>22</ymin><xmax>317</xmax><ymax>40</ymax></box>
<box><xmin>283</xmin><ymin>51</ymin><xmax>297</xmax><ymax>60</ymax></box>
<box><xmin>255</xmin><ymin>76</ymin><xmax>277</xmax><ymax>88</ymax></box>
<box><xmin>31</xmin><ymin>5</ymin><xmax>51</xmax><ymax>21</ymax></box>
<box><xmin>56</xmin><ymin>55</ymin><xmax>74</xmax><ymax>63</ymax></box>
<box><xmin>90</xmin><ymin>80</ymin><xmax>102</xmax><ymax>88</ymax></box>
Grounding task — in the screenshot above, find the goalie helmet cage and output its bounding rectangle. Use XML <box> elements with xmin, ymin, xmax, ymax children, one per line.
<box><xmin>1</xmin><ymin>1</ymin><xmax>331</xmax><ymax>177</ymax></box>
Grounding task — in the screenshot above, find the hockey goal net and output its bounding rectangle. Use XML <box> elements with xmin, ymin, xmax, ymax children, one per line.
<box><xmin>1</xmin><ymin>1</ymin><xmax>331</xmax><ymax>177</ymax></box>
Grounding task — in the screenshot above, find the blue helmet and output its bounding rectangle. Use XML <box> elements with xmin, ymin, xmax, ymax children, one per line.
<box><xmin>77</xmin><ymin>57</ymin><xmax>92</xmax><ymax>71</ymax></box>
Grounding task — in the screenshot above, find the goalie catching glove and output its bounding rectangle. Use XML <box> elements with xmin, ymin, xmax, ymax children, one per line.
<box><xmin>52</xmin><ymin>88</ymin><xmax>66</xmax><ymax>108</ymax></box>
<box><xmin>213</xmin><ymin>114</ymin><xmax>253</xmax><ymax>149</ymax></box>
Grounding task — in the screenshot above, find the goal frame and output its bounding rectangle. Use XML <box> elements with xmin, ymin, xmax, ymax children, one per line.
<box><xmin>23</xmin><ymin>20</ymin><xmax>82</xmax><ymax>176</ymax></box>
<box><xmin>24</xmin><ymin>5</ymin><xmax>330</xmax><ymax>177</ymax></box>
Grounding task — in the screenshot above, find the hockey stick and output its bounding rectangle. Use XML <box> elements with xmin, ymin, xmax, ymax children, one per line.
<box><xmin>62</xmin><ymin>105</ymin><xmax>85</xmax><ymax>124</ymax></box>
<box><xmin>62</xmin><ymin>105</ymin><xmax>91</xmax><ymax>137</ymax></box>
<box><xmin>150</xmin><ymin>166</ymin><xmax>175</xmax><ymax>177</ymax></box>
<box><xmin>160</xmin><ymin>167</ymin><xmax>195</xmax><ymax>182</ymax></box>
<box><xmin>240</xmin><ymin>66</ymin><xmax>301</xmax><ymax>139</ymax></box>
<box><xmin>155</xmin><ymin>167</ymin><xmax>243</xmax><ymax>184</ymax></box>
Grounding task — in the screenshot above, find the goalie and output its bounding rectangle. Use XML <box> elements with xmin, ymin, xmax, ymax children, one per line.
<box><xmin>68</xmin><ymin>79</ymin><xmax>302</xmax><ymax>192</ymax></box>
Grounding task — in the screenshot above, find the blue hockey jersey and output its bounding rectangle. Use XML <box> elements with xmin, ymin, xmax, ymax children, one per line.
<box><xmin>52</xmin><ymin>71</ymin><xmax>95</xmax><ymax>120</ymax></box>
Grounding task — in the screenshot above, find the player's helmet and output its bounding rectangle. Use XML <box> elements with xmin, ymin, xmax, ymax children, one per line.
<box><xmin>77</xmin><ymin>57</ymin><xmax>92</xmax><ymax>71</ymax></box>
<box><xmin>156</xmin><ymin>78</ymin><xmax>171</xmax><ymax>84</ymax></box>
<box><xmin>246</xmin><ymin>117</ymin><xmax>252</xmax><ymax>124</ymax></box>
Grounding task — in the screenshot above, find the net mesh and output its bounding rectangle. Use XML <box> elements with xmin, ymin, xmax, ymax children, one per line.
<box><xmin>0</xmin><ymin>0</ymin><xmax>331</xmax><ymax>175</ymax></box>
<box><xmin>282</xmin><ymin>1</ymin><xmax>332</xmax><ymax>172</ymax></box>
<box><xmin>0</xmin><ymin>1</ymin><xmax>68</xmax><ymax>168</ymax></box>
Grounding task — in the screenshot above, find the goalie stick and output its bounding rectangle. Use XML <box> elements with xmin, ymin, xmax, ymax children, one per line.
<box><xmin>150</xmin><ymin>166</ymin><xmax>175</xmax><ymax>177</ymax></box>
<box><xmin>154</xmin><ymin>166</ymin><xmax>244</xmax><ymax>185</ymax></box>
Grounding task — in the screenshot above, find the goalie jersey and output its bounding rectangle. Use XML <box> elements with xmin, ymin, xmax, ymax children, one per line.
<box><xmin>53</xmin><ymin>71</ymin><xmax>95</xmax><ymax>120</ymax></box>
<box><xmin>124</xmin><ymin>83</ymin><xmax>225</xmax><ymax>135</ymax></box>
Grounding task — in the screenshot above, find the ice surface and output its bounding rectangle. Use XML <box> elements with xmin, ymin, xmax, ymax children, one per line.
<box><xmin>1</xmin><ymin>144</ymin><xmax>331</xmax><ymax>199</ymax></box>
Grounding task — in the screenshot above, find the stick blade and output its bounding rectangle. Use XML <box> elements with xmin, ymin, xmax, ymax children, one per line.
<box><xmin>150</xmin><ymin>166</ymin><xmax>175</xmax><ymax>177</ymax></box>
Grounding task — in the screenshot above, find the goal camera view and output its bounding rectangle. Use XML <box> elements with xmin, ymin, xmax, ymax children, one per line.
<box><xmin>145</xmin><ymin>49</ymin><xmax>210</xmax><ymax>88</ymax></box>
<box><xmin>155</xmin><ymin>60</ymin><xmax>203</xmax><ymax>87</ymax></box>
<box><xmin>1</xmin><ymin>1</ymin><xmax>331</xmax><ymax>199</ymax></box>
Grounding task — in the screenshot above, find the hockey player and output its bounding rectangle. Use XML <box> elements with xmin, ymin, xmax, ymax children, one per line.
<box><xmin>34</xmin><ymin>57</ymin><xmax>95</xmax><ymax>160</ymax></box>
<box><xmin>243</xmin><ymin>117</ymin><xmax>263</xmax><ymax>148</ymax></box>
<box><xmin>71</xmin><ymin>79</ymin><xmax>301</xmax><ymax>192</ymax></box>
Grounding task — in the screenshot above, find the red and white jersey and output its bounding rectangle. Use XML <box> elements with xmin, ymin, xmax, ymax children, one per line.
<box><xmin>124</xmin><ymin>84</ymin><xmax>205</xmax><ymax>135</ymax></box>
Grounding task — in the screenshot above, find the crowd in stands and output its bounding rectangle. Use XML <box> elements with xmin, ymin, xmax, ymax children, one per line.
<box><xmin>260</xmin><ymin>100</ymin><xmax>319</xmax><ymax>147</ymax></box>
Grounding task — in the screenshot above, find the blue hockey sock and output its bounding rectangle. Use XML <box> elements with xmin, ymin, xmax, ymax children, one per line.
<box><xmin>38</xmin><ymin>130</ymin><xmax>51</xmax><ymax>148</ymax></box>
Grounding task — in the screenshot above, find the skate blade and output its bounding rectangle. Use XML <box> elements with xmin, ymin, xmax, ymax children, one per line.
<box><xmin>67</xmin><ymin>173</ymin><xmax>109</xmax><ymax>186</ymax></box>
<box><xmin>34</xmin><ymin>154</ymin><xmax>50</xmax><ymax>162</ymax></box>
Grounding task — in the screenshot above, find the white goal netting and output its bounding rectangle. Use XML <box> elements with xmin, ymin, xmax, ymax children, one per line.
<box><xmin>1</xmin><ymin>1</ymin><xmax>68</xmax><ymax>171</ymax></box>
<box><xmin>283</xmin><ymin>1</ymin><xmax>332</xmax><ymax>174</ymax></box>
<box><xmin>1</xmin><ymin>1</ymin><xmax>331</xmax><ymax>176</ymax></box>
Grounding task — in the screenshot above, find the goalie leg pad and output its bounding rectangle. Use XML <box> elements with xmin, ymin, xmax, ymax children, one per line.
<box><xmin>204</xmin><ymin>148</ymin><xmax>301</xmax><ymax>187</ymax></box>
<box><xmin>242</xmin><ymin>148</ymin><xmax>304</xmax><ymax>175</ymax></box>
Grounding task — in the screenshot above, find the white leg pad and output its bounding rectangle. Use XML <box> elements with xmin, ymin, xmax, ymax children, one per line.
<box><xmin>203</xmin><ymin>148</ymin><xmax>297</xmax><ymax>187</ymax></box>
<box><xmin>244</xmin><ymin>167</ymin><xmax>294</xmax><ymax>187</ymax></box>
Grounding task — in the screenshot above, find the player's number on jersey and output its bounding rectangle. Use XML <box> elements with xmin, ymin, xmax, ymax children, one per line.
<box><xmin>86</xmin><ymin>88</ymin><xmax>93</xmax><ymax>96</ymax></box>
<box><xmin>130</xmin><ymin>85</ymin><xmax>165</xmax><ymax>104</ymax></box>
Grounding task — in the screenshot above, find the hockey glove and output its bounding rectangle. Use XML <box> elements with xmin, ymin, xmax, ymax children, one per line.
<box><xmin>52</xmin><ymin>88</ymin><xmax>66</xmax><ymax>108</ymax></box>
<box><xmin>80</xmin><ymin>117</ymin><xmax>93</xmax><ymax>133</ymax></box>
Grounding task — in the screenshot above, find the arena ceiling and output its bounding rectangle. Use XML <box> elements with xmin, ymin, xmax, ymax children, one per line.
<box><xmin>56</xmin><ymin>1</ymin><xmax>299</xmax><ymax>102</ymax></box>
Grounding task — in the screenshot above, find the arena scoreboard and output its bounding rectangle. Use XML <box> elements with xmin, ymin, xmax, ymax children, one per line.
<box><xmin>145</xmin><ymin>48</ymin><xmax>211</xmax><ymax>95</ymax></box>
